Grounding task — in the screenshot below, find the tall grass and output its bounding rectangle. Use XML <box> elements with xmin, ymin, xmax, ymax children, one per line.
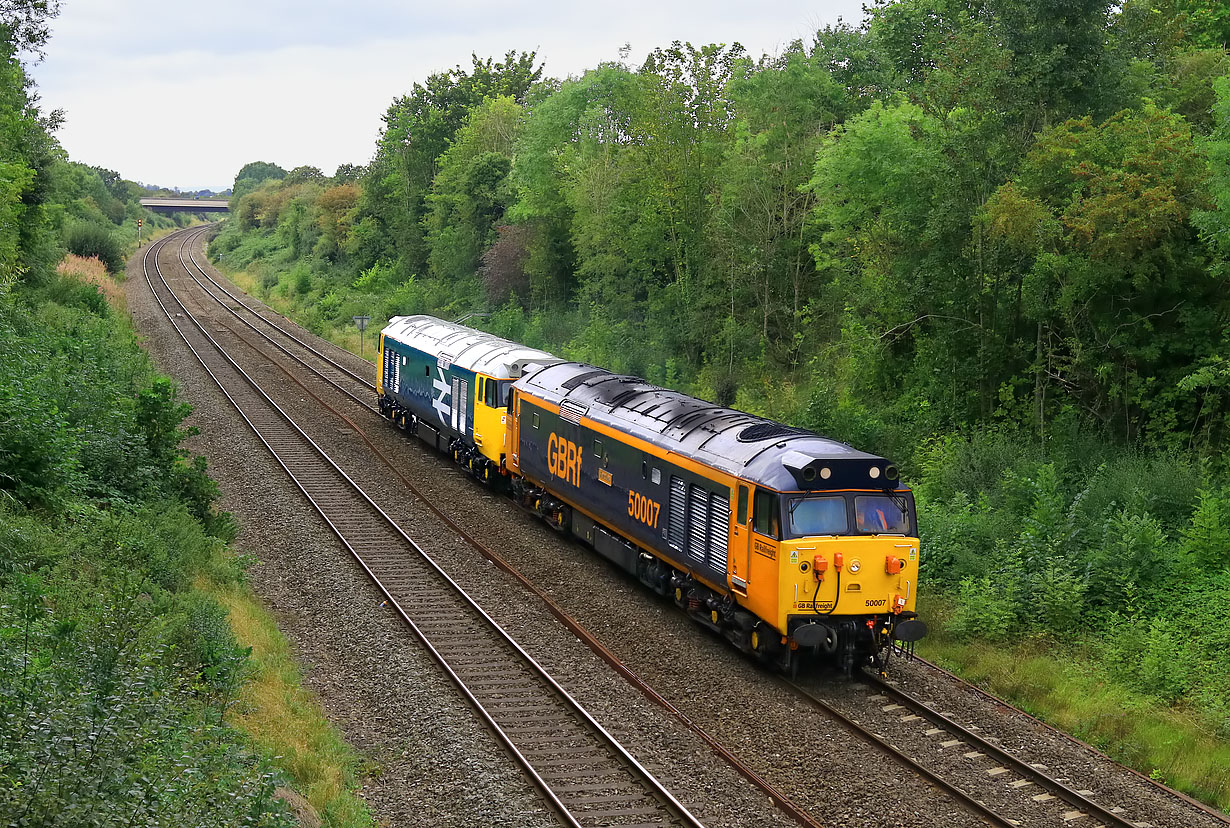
<box><xmin>199</xmin><ymin>573</ymin><xmax>374</xmax><ymax>828</ymax></box>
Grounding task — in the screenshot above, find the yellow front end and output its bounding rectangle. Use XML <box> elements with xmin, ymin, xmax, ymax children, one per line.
<box><xmin>472</xmin><ymin>375</ymin><xmax>510</xmax><ymax>466</ymax></box>
<box><xmin>775</xmin><ymin>535</ymin><xmax>920</xmax><ymax>634</ymax></box>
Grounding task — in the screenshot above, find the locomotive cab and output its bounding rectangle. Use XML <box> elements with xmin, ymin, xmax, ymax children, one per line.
<box><xmin>472</xmin><ymin>375</ymin><xmax>514</xmax><ymax>470</ymax></box>
<box><xmin>731</xmin><ymin>455</ymin><xmax>925</xmax><ymax>673</ymax></box>
<box><xmin>777</xmin><ymin>490</ymin><xmax>921</xmax><ymax>662</ymax></box>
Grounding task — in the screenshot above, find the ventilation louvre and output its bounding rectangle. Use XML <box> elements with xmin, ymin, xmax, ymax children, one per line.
<box><xmin>737</xmin><ymin>423</ymin><xmax>806</xmax><ymax>442</ymax></box>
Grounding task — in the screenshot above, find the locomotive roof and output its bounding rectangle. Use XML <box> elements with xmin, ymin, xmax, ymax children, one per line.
<box><xmin>382</xmin><ymin>315</ymin><xmax>562</xmax><ymax>379</ymax></box>
<box><xmin>517</xmin><ymin>362</ymin><xmax>903</xmax><ymax>492</ymax></box>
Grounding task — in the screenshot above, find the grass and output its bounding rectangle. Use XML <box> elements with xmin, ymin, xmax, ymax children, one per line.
<box><xmin>218</xmin><ymin>260</ymin><xmax>378</xmax><ymax>365</ymax></box>
<box><xmin>59</xmin><ymin>253</ymin><xmax>124</xmax><ymax>307</ymax></box>
<box><xmin>918</xmin><ymin>593</ymin><xmax>1230</xmax><ymax>812</ymax></box>
<box><xmin>197</xmin><ymin>570</ymin><xmax>375</xmax><ymax>828</ymax></box>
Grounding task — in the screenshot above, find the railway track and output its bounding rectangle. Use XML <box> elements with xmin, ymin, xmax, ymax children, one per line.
<box><xmin>785</xmin><ymin>671</ymin><xmax>1164</xmax><ymax>828</ymax></box>
<box><xmin>149</xmin><ymin>227</ymin><xmax>1228</xmax><ymax>828</ymax></box>
<box><xmin>860</xmin><ymin>672</ymin><xmax>1144</xmax><ymax>827</ymax></box>
<box><xmin>907</xmin><ymin>654</ymin><xmax>1230</xmax><ymax>827</ymax></box>
<box><xmin>162</xmin><ymin>227</ymin><xmax>829</xmax><ymax>828</ymax></box>
<box><xmin>173</xmin><ymin>226</ymin><xmax>376</xmax><ymax>411</ymax></box>
<box><xmin>142</xmin><ymin>228</ymin><xmax>704</xmax><ymax>828</ymax></box>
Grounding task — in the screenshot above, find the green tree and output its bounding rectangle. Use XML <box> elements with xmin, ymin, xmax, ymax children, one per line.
<box><xmin>426</xmin><ymin>95</ymin><xmax>523</xmax><ymax>286</ymax></box>
<box><xmin>987</xmin><ymin>104</ymin><xmax>1217</xmax><ymax>439</ymax></box>
<box><xmin>0</xmin><ymin>0</ymin><xmax>60</xmax><ymax>57</ymax></box>
<box><xmin>367</xmin><ymin>50</ymin><xmax>542</xmax><ymax>277</ymax></box>
<box><xmin>231</xmin><ymin>160</ymin><xmax>286</xmax><ymax>199</ymax></box>
<box><xmin>710</xmin><ymin>45</ymin><xmax>846</xmax><ymax>367</ymax></box>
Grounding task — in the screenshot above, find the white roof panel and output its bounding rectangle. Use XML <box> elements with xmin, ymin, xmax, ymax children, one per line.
<box><xmin>381</xmin><ymin>315</ymin><xmax>562</xmax><ymax>379</ymax></box>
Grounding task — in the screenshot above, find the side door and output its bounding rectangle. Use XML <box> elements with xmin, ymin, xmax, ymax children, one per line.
<box><xmin>729</xmin><ymin>483</ymin><xmax>752</xmax><ymax>594</ymax></box>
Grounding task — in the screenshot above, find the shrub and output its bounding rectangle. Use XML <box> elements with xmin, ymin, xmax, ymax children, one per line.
<box><xmin>39</xmin><ymin>269</ymin><xmax>110</xmax><ymax>316</ymax></box>
<box><xmin>948</xmin><ymin>572</ymin><xmax>1019</xmax><ymax>642</ymax></box>
<box><xmin>179</xmin><ymin>591</ymin><xmax>251</xmax><ymax>694</ymax></box>
<box><xmin>1084</xmin><ymin>509</ymin><xmax>1168</xmax><ymax>616</ymax></box>
<box><xmin>1182</xmin><ymin>487</ymin><xmax>1230</xmax><ymax>570</ymax></box>
<box><xmin>291</xmin><ymin>263</ymin><xmax>312</xmax><ymax>296</ymax></box>
<box><xmin>1031</xmin><ymin>561</ymin><xmax>1087</xmax><ymax>635</ymax></box>
<box><xmin>62</xmin><ymin>221</ymin><xmax>124</xmax><ymax>273</ymax></box>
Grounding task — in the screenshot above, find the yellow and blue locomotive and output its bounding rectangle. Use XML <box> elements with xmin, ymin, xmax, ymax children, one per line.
<box><xmin>378</xmin><ymin>315</ymin><xmax>925</xmax><ymax>673</ymax></box>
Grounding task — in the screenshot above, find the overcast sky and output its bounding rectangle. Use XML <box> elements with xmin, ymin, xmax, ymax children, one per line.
<box><xmin>30</xmin><ymin>1</ymin><xmax>867</xmax><ymax>191</ymax></box>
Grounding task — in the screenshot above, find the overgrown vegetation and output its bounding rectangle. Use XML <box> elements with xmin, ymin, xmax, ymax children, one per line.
<box><xmin>208</xmin><ymin>0</ymin><xmax>1230</xmax><ymax>807</ymax></box>
<box><xmin>0</xmin><ymin>7</ymin><xmax>371</xmax><ymax>826</ymax></box>
<box><xmin>0</xmin><ymin>269</ymin><xmax>295</xmax><ymax>826</ymax></box>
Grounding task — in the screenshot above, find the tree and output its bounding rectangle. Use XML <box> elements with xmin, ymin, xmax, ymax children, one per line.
<box><xmin>368</xmin><ymin>50</ymin><xmax>543</xmax><ymax>277</ymax></box>
<box><xmin>231</xmin><ymin>161</ymin><xmax>286</xmax><ymax>199</ymax></box>
<box><xmin>426</xmin><ymin>95</ymin><xmax>523</xmax><ymax>283</ymax></box>
<box><xmin>986</xmin><ymin>104</ymin><xmax>1217</xmax><ymax>438</ymax></box>
<box><xmin>285</xmin><ymin>165</ymin><xmax>325</xmax><ymax>185</ymax></box>
<box><xmin>710</xmin><ymin>45</ymin><xmax>847</xmax><ymax>366</ymax></box>
<box><xmin>480</xmin><ymin>223</ymin><xmax>532</xmax><ymax>303</ymax></box>
<box><xmin>0</xmin><ymin>0</ymin><xmax>60</xmax><ymax>58</ymax></box>
<box><xmin>313</xmin><ymin>182</ymin><xmax>359</xmax><ymax>262</ymax></box>
<box><xmin>0</xmin><ymin>11</ymin><xmax>59</xmax><ymax>291</ymax></box>
<box><xmin>865</xmin><ymin>0</ymin><xmax>1119</xmax><ymax>127</ymax></box>
<box><xmin>332</xmin><ymin>162</ymin><xmax>363</xmax><ymax>184</ymax></box>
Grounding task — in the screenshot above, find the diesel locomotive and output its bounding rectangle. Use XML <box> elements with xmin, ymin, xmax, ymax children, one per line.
<box><xmin>376</xmin><ymin>315</ymin><xmax>926</xmax><ymax>673</ymax></box>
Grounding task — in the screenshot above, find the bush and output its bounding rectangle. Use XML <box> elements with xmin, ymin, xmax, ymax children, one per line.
<box><xmin>179</xmin><ymin>591</ymin><xmax>251</xmax><ymax>694</ymax></box>
<box><xmin>1182</xmin><ymin>487</ymin><xmax>1230</xmax><ymax>570</ymax></box>
<box><xmin>62</xmin><ymin>221</ymin><xmax>124</xmax><ymax>273</ymax></box>
<box><xmin>291</xmin><ymin>262</ymin><xmax>312</xmax><ymax>296</ymax></box>
<box><xmin>39</xmin><ymin>269</ymin><xmax>110</xmax><ymax>316</ymax></box>
<box><xmin>0</xmin><ymin>497</ymin><xmax>293</xmax><ymax>828</ymax></box>
<box><xmin>1084</xmin><ymin>510</ymin><xmax>1168</xmax><ymax>615</ymax></box>
<box><xmin>1032</xmin><ymin>561</ymin><xmax>1087</xmax><ymax>635</ymax></box>
<box><xmin>948</xmin><ymin>572</ymin><xmax>1019</xmax><ymax>642</ymax></box>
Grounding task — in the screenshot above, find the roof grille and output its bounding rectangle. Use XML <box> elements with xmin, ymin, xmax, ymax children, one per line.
<box><xmin>737</xmin><ymin>423</ymin><xmax>806</xmax><ymax>443</ymax></box>
<box><xmin>561</xmin><ymin>369</ymin><xmax>606</xmax><ymax>390</ymax></box>
<box><xmin>560</xmin><ymin>400</ymin><xmax>588</xmax><ymax>424</ymax></box>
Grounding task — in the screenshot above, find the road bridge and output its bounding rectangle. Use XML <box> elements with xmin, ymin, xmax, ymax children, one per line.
<box><xmin>139</xmin><ymin>198</ymin><xmax>230</xmax><ymax>213</ymax></box>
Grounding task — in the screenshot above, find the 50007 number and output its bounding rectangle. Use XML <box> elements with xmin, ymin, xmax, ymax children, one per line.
<box><xmin>627</xmin><ymin>490</ymin><xmax>660</xmax><ymax>529</ymax></box>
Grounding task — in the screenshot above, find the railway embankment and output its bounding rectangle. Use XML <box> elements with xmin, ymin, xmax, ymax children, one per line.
<box><xmin>0</xmin><ymin>256</ymin><xmax>364</xmax><ymax>826</ymax></box>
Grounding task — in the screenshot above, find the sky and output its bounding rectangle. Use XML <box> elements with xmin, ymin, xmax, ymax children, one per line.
<box><xmin>30</xmin><ymin>1</ymin><xmax>867</xmax><ymax>191</ymax></box>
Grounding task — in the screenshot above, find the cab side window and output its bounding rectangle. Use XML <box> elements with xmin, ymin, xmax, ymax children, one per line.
<box><xmin>753</xmin><ymin>488</ymin><xmax>780</xmax><ymax>539</ymax></box>
<box><xmin>484</xmin><ymin>377</ymin><xmax>499</xmax><ymax>408</ymax></box>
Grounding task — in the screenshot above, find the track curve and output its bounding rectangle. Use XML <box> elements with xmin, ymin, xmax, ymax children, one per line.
<box><xmin>142</xmin><ymin>227</ymin><xmax>704</xmax><ymax>828</ymax></box>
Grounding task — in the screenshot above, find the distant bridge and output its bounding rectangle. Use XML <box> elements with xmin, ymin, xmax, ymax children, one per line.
<box><xmin>139</xmin><ymin>198</ymin><xmax>230</xmax><ymax>213</ymax></box>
